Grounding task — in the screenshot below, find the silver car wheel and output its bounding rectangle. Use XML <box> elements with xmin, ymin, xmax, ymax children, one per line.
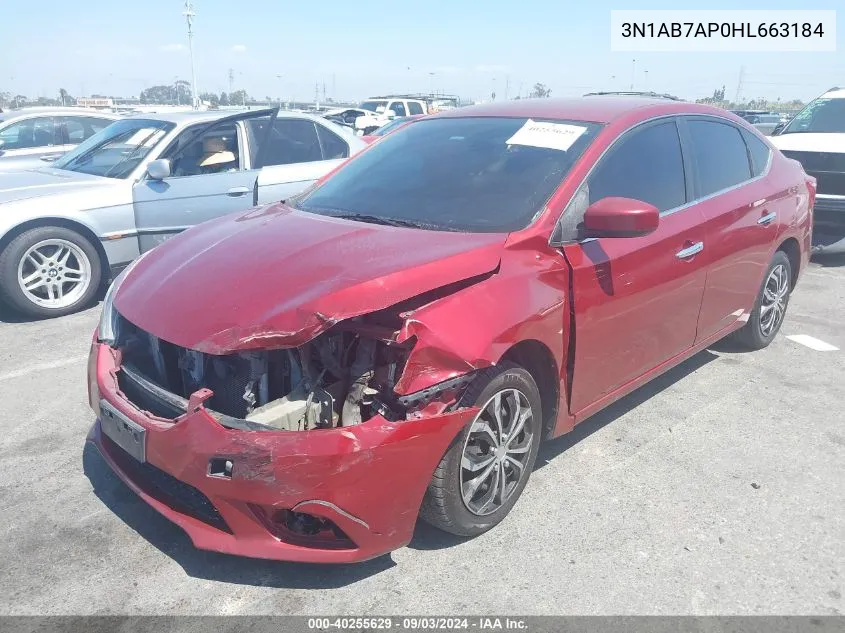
<box><xmin>460</xmin><ymin>388</ymin><xmax>534</xmax><ymax>517</ymax></box>
<box><xmin>17</xmin><ymin>239</ymin><xmax>92</xmax><ymax>310</ymax></box>
<box><xmin>759</xmin><ymin>263</ymin><xmax>789</xmax><ymax>337</ymax></box>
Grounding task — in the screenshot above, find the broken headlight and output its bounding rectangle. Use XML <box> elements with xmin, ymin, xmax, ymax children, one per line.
<box><xmin>98</xmin><ymin>250</ymin><xmax>151</xmax><ymax>345</ymax></box>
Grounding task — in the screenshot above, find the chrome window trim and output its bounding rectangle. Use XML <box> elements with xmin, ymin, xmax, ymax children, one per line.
<box><xmin>550</xmin><ymin>112</ymin><xmax>774</xmax><ymax>245</ymax></box>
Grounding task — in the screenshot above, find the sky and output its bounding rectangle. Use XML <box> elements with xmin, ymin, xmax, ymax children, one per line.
<box><xmin>2</xmin><ymin>0</ymin><xmax>843</xmax><ymax>104</ymax></box>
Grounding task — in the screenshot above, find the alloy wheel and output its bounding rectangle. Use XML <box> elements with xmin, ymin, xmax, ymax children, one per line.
<box><xmin>759</xmin><ymin>263</ymin><xmax>789</xmax><ymax>337</ymax></box>
<box><xmin>17</xmin><ymin>239</ymin><xmax>92</xmax><ymax>309</ymax></box>
<box><xmin>460</xmin><ymin>389</ymin><xmax>534</xmax><ymax>516</ymax></box>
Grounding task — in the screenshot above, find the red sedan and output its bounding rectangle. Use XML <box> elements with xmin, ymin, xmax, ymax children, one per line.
<box><xmin>87</xmin><ymin>97</ymin><xmax>813</xmax><ymax>563</ymax></box>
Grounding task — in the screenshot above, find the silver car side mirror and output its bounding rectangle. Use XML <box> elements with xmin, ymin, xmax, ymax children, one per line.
<box><xmin>146</xmin><ymin>158</ymin><xmax>171</xmax><ymax>180</ymax></box>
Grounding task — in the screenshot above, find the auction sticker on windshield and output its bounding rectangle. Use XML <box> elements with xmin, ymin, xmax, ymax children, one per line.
<box><xmin>506</xmin><ymin>119</ymin><xmax>587</xmax><ymax>152</ymax></box>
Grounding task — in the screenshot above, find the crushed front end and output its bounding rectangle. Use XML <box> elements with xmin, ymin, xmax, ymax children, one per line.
<box><xmin>86</xmin><ymin>310</ymin><xmax>478</xmax><ymax>563</ymax></box>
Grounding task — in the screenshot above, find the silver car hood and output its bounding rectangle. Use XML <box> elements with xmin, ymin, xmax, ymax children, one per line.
<box><xmin>0</xmin><ymin>168</ymin><xmax>115</xmax><ymax>205</ymax></box>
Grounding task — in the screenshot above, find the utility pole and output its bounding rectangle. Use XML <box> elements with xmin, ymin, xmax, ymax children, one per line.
<box><xmin>630</xmin><ymin>58</ymin><xmax>637</xmax><ymax>90</ymax></box>
<box><xmin>315</xmin><ymin>82</ymin><xmax>319</xmax><ymax>110</ymax></box>
<box><xmin>183</xmin><ymin>0</ymin><xmax>199</xmax><ymax>109</ymax></box>
<box><xmin>505</xmin><ymin>75</ymin><xmax>510</xmax><ymax>100</ymax></box>
<box><xmin>734</xmin><ymin>65</ymin><xmax>746</xmax><ymax>104</ymax></box>
<box><xmin>228</xmin><ymin>68</ymin><xmax>234</xmax><ymax>95</ymax></box>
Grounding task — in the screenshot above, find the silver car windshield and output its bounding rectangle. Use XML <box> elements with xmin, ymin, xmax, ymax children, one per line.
<box><xmin>52</xmin><ymin>118</ymin><xmax>175</xmax><ymax>178</ymax></box>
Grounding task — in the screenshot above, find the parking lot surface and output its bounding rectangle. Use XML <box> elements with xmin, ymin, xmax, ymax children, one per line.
<box><xmin>0</xmin><ymin>256</ymin><xmax>842</xmax><ymax>615</ymax></box>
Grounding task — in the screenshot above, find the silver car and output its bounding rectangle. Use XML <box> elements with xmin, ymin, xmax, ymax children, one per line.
<box><xmin>0</xmin><ymin>107</ymin><xmax>119</xmax><ymax>171</ymax></box>
<box><xmin>0</xmin><ymin>107</ymin><xmax>366</xmax><ymax>318</ymax></box>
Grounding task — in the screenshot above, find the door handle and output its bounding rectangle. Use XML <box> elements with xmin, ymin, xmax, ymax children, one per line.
<box><xmin>757</xmin><ymin>211</ymin><xmax>777</xmax><ymax>225</ymax></box>
<box><xmin>675</xmin><ymin>241</ymin><xmax>704</xmax><ymax>259</ymax></box>
<box><xmin>226</xmin><ymin>186</ymin><xmax>250</xmax><ymax>197</ymax></box>
<box><xmin>39</xmin><ymin>153</ymin><xmax>63</xmax><ymax>162</ymax></box>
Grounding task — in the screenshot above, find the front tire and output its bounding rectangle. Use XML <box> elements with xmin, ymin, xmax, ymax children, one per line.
<box><xmin>731</xmin><ymin>250</ymin><xmax>792</xmax><ymax>350</ymax></box>
<box><xmin>419</xmin><ymin>362</ymin><xmax>542</xmax><ymax>537</ymax></box>
<box><xmin>0</xmin><ymin>226</ymin><xmax>101</xmax><ymax>318</ymax></box>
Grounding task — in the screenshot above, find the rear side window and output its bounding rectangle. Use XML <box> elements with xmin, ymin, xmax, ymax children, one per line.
<box><xmin>61</xmin><ymin>116</ymin><xmax>111</xmax><ymax>143</ymax></box>
<box><xmin>741</xmin><ymin>129</ymin><xmax>771</xmax><ymax>177</ymax></box>
<box><xmin>687</xmin><ymin>120</ymin><xmax>752</xmax><ymax>196</ymax></box>
<box><xmin>408</xmin><ymin>102</ymin><xmax>424</xmax><ymax>115</ymax></box>
<box><xmin>0</xmin><ymin>117</ymin><xmax>59</xmax><ymax>149</ymax></box>
<box><xmin>316</xmin><ymin>124</ymin><xmax>349</xmax><ymax>160</ymax></box>
<box><xmin>587</xmin><ymin>121</ymin><xmax>686</xmax><ymax>212</ymax></box>
<box><xmin>389</xmin><ymin>102</ymin><xmax>407</xmax><ymax>117</ymax></box>
<box><xmin>249</xmin><ymin>118</ymin><xmax>323</xmax><ymax>167</ymax></box>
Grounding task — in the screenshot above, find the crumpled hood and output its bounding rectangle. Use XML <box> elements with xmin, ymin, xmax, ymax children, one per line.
<box><xmin>771</xmin><ymin>133</ymin><xmax>845</xmax><ymax>154</ymax></box>
<box><xmin>115</xmin><ymin>204</ymin><xmax>505</xmax><ymax>353</ymax></box>
<box><xmin>0</xmin><ymin>168</ymin><xmax>112</xmax><ymax>205</ymax></box>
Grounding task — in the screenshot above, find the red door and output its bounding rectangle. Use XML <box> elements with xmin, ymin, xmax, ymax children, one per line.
<box><xmin>557</xmin><ymin>118</ymin><xmax>708</xmax><ymax>416</ymax></box>
<box><xmin>681</xmin><ymin>119</ymin><xmax>781</xmax><ymax>341</ymax></box>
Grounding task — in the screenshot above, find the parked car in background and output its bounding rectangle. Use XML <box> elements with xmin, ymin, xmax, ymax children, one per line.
<box><xmin>770</xmin><ymin>87</ymin><xmax>845</xmax><ymax>254</ymax></box>
<box><xmin>361</xmin><ymin>114</ymin><xmax>422</xmax><ymax>142</ymax></box>
<box><xmin>354</xmin><ymin>96</ymin><xmax>428</xmax><ymax>134</ymax></box>
<box><xmin>743</xmin><ymin>112</ymin><xmax>783</xmax><ymax>136</ymax></box>
<box><xmin>87</xmin><ymin>96</ymin><xmax>811</xmax><ymax>563</ymax></box>
<box><xmin>0</xmin><ymin>108</ymin><xmax>118</xmax><ymax>171</ymax></box>
<box><xmin>0</xmin><ymin>108</ymin><xmax>366</xmax><ymax>317</ymax></box>
<box><xmin>322</xmin><ymin>107</ymin><xmax>370</xmax><ymax>131</ymax></box>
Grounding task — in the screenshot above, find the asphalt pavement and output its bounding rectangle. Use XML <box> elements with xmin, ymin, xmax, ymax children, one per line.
<box><xmin>0</xmin><ymin>256</ymin><xmax>842</xmax><ymax>615</ymax></box>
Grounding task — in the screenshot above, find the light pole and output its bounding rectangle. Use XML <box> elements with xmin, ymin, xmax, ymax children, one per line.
<box><xmin>183</xmin><ymin>0</ymin><xmax>199</xmax><ymax>109</ymax></box>
<box><xmin>428</xmin><ymin>72</ymin><xmax>435</xmax><ymax>95</ymax></box>
<box><xmin>276</xmin><ymin>75</ymin><xmax>284</xmax><ymax>107</ymax></box>
<box><xmin>643</xmin><ymin>70</ymin><xmax>648</xmax><ymax>91</ymax></box>
<box><xmin>630</xmin><ymin>58</ymin><xmax>636</xmax><ymax>90</ymax></box>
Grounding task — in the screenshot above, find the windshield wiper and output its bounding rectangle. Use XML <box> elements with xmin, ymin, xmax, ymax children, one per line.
<box><xmin>325</xmin><ymin>212</ymin><xmax>430</xmax><ymax>229</ymax></box>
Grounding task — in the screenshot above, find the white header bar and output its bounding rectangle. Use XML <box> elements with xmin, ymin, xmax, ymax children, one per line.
<box><xmin>611</xmin><ymin>10</ymin><xmax>837</xmax><ymax>52</ymax></box>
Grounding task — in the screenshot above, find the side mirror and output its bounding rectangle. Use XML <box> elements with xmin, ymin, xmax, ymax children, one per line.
<box><xmin>583</xmin><ymin>197</ymin><xmax>659</xmax><ymax>237</ymax></box>
<box><xmin>386</xmin><ymin>112</ymin><xmax>396</xmax><ymax>120</ymax></box>
<box><xmin>771</xmin><ymin>122</ymin><xmax>785</xmax><ymax>136</ymax></box>
<box><xmin>146</xmin><ymin>158</ymin><xmax>171</xmax><ymax>180</ymax></box>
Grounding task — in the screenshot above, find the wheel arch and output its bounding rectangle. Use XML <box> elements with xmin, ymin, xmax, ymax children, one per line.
<box><xmin>500</xmin><ymin>339</ymin><xmax>560</xmax><ymax>440</ymax></box>
<box><xmin>776</xmin><ymin>236</ymin><xmax>801</xmax><ymax>289</ymax></box>
<box><xmin>0</xmin><ymin>217</ymin><xmax>110</xmax><ymax>287</ymax></box>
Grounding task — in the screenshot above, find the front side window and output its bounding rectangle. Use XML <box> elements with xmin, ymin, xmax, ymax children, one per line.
<box><xmin>164</xmin><ymin>122</ymin><xmax>240</xmax><ymax>177</ymax></box>
<box><xmin>781</xmin><ymin>97</ymin><xmax>845</xmax><ymax>134</ymax></box>
<box><xmin>247</xmin><ymin>117</ymin><xmax>324</xmax><ymax>167</ymax></box>
<box><xmin>297</xmin><ymin>117</ymin><xmax>603</xmax><ymax>232</ymax></box>
<box><xmin>52</xmin><ymin>118</ymin><xmax>174</xmax><ymax>178</ymax></box>
<box><xmin>687</xmin><ymin>120</ymin><xmax>751</xmax><ymax>196</ymax></box>
<box><xmin>0</xmin><ymin>117</ymin><xmax>58</xmax><ymax>150</ymax></box>
<box><xmin>587</xmin><ymin>121</ymin><xmax>687</xmax><ymax>212</ymax></box>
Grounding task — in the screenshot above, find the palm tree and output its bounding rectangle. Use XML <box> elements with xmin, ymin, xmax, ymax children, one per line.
<box><xmin>58</xmin><ymin>88</ymin><xmax>69</xmax><ymax>107</ymax></box>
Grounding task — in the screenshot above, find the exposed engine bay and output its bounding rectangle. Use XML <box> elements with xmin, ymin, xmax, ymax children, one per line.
<box><xmin>112</xmin><ymin>312</ymin><xmax>467</xmax><ymax>431</ymax></box>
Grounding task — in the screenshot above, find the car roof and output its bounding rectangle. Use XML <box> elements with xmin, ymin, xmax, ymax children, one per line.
<box><xmin>122</xmin><ymin>108</ymin><xmax>330</xmax><ymax>125</ymax></box>
<box><xmin>821</xmin><ymin>88</ymin><xmax>845</xmax><ymax>99</ymax></box>
<box><xmin>432</xmin><ymin>96</ymin><xmax>737</xmax><ymax>125</ymax></box>
<box><xmin>2</xmin><ymin>107</ymin><xmax>118</xmax><ymax>118</ymax></box>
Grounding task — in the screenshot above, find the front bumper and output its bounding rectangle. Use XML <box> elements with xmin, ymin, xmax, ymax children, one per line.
<box><xmin>86</xmin><ymin>341</ymin><xmax>476</xmax><ymax>563</ymax></box>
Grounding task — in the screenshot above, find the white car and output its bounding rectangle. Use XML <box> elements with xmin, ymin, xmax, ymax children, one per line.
<box><xmin>770</xmin><ymin>87</ymin><xmax>845</xmax><ymax>254</ymax></box>
<box><xmin>0</xmin><ymin>108</ymin><xmax>119</xmax><ymax>171</ymax></box>
<box><xmin>354</xmin><ymin>97</ymin><xmax>428</xmax><ymax>134</ymax></box>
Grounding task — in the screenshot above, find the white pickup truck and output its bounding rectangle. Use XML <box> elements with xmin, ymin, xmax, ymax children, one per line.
<box><xmin>354</xmin><ymin>97</ymin><xmax>428</xmax><ymax>135</ymax></box>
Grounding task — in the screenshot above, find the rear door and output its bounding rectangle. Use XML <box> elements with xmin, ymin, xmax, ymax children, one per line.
<box><xmin>683</xmin><ymin>117</ymin><xmax>781</xmax><ymax>341</ymax></box>
<box><xmin>253</xmin><ymin>117</ymin><xmax>352</xmax><ymax>204</ymax></box>
<box><xmin>131</xmin><ymin>110</ymin><xmax>275</xmax><ymax>252</ymax></box>
<box><xmin>561</xmin><ymin>118</ymin><xmax>708</xmax><ymax>415</ymax></box>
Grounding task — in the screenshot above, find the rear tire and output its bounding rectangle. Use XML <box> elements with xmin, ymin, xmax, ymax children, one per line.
<box><xmin>0</xmin><ymin>226</ymin><xmax>101</xmax><ymax>318</ymax></box>
<box><xmin>731</xmin><ymin>250</ymin><xmax>792</xmax><ymax>350</ymax></box>
<box><xmin>419</xmin><ymin>362</ymin><xmax>542</xmax><ymax>537</ymax></box>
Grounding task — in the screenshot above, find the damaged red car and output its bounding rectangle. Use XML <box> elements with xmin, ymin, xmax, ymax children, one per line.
<box><xmin>87</xmin><ymin>96</ymin><xmax>813</xmax><ymax>563</ymax></box>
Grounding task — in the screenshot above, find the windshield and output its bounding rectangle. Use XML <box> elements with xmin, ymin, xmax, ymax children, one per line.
<box><xmin>781</xmin><ymin>97</ymin><xmax>845</xmax><ymax>134</ymax></box>
<box><xmin>372</xmin><ymin>117</ymin><xmax>411</xmax><ymax>136</ymax></box>
<box><xmin>52</xmin><ymin>118</ymin><xmax>174</xmax><ymax>178</ymax></box>
<box><xmin>297</xmin><ymin>117</ymin><xmax>603</xmax><ymax>232</ymax></box>
<box><xmin>360</xmin><ymin>100</ymin><xmax>388</xmax><ymax>113</ymax></box>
